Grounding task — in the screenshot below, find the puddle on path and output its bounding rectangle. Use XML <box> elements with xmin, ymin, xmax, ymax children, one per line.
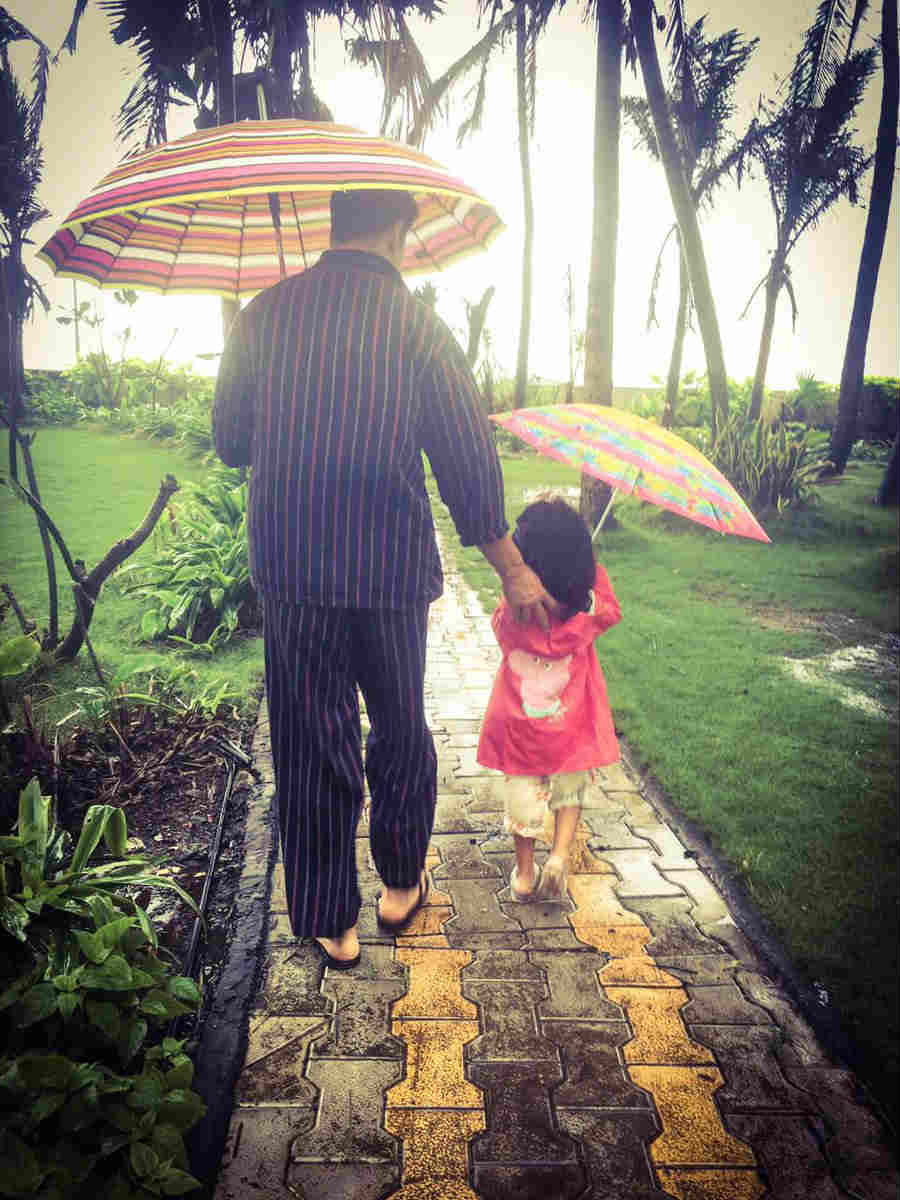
<box><xmin>778</xmin><ymin>637</ymin><xmax>899</xmax><ymax>720</ymax></box>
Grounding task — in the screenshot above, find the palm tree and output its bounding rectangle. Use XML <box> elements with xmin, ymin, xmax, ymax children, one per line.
<box><xmin>623</xmin><ymin>17</ymin><xmax>758</xmax><ymax>429</ymax></box>
<box><xmin>629</xmin><ymin>0</ymin><xmax>731</xmax><ymax>440</ymax></box>
<box><xmin>741</xmin><ymin>3</ymin><xmax>878</xmax><ymax>423</ymax></box>
<box><xmin>828</xmin><ymin>0</ymin><xmax>898</xmax><ymax>473</ymax></box>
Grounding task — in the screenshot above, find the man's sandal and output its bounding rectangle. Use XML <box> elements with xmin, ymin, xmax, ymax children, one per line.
<box><xmin>376</xmin><ymin>871</ymin><xmax>430</xmax><ymax>934</ymax></box>
<box><xmin>313</xmin><ymin>937</ymin><xmax>361</xmax><ymax>971</ymax></box>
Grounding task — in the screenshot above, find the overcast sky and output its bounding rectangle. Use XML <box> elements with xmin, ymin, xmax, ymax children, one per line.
<box><xmin>12</xmin><ymin>0</ymin><xmax>899</xmax><ymax>389</ymax></box>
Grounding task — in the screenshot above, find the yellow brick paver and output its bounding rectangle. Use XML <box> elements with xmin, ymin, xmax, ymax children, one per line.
<box><xmin>387</xmin><ymin>1020</ymin><xmax>482</xmax><ymax>1108</ymax></box>
<box><xmin>656</xmin><ymin>1167</ymin><xmax>767</xmax><ymax>1199</ymax></box>
<box><xmin>629</xmin><ymin>1066</ymin><xmax>756</xmax><ymax>1165</ymax></box>
<box><xmin>599</xmin><ymin>956</ymin><xmax>683</xmax><ymax>986</ymax></box>
<box><xmin>393</xmin><ymin>948</ymin><xmax>477</xmax><ymax>1019</ymax></box>
<box><xmin>605</xmin><ymin>987</ymin><xmax>715</xmax><ymax>1064</ymax></box>
<box><xmin>385</xmin><ymin>1110</ymin><xmax>485</xmax><ymax>1185</ymax></box>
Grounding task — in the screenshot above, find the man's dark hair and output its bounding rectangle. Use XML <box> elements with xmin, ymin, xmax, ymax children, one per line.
<box><xmin>330</xmin><ymin>189</ymin><xmax>418</xmax><ymax>243</ymax></box>
<box><xmin>513</xmin><ymin>498</ymin><xmax>595</xmax><ymax>620</ymax></box>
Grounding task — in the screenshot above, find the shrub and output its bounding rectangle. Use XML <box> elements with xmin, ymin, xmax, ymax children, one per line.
<box><xmin>0</xmin><ymin>780</ymin><xmax>204</xmax><ymax>1198</ymax></box>
<box><xmin>21</xmin><ymin>376</ymin><xmax>86</xmax><ymax>426</ymax></box>
<box><xmin>119</xmin><ymin>467</ymin><xmax>258</xmax><ymax>648</ymax></box>
<box><xmin>787</xmin><ymin>371</ymin><xmax>838</xmax><ymax>428</ymax></box>
<box><xmin>686</xmin><ymin>415</ymin><xmax>830</xmax><ymax>513</ymax></box>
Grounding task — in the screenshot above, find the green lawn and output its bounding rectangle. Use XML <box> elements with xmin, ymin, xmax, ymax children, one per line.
<box><xmin>432</xmin><ymin>450</ymin><xmax>899</xmax><ymax>1134</ymax></box>
<box><xmin>1</xmin><ymin>425</ymin><xmax>264</xmax><ymax>725</ymax></box>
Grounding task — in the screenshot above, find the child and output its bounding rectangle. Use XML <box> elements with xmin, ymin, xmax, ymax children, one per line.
<box><xmin>477</xmin><ymin>497</ymin><xmax>622</xmax><ymax>901</ymax></box>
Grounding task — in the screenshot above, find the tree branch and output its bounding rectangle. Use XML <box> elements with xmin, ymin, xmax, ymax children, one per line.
<box><xmin>57</xmin><ymin>474</ymin><xmax>180</xmax><ymax>660</ymax></box>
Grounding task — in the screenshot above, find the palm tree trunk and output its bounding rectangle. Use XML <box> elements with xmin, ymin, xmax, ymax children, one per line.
<box><xmin>828</xmin><ymin>0</ymin><xmax>898</xmax><ymax>474</ymax></box>
<box><xmin>876</xmin><ymin>432</ymin><xmax>899</xmax><ymax>505</ymax></box>
<box><xmin>749</xmin><ymin>270</ymin><xmax>781</xmax><ymax>422</ymax></box>
<box><xmin>580</xmin><ymin>1</ymin><xmax>624</xmax><ymax>528</ymax></box>
<box><xmin>663</xmin><ymin>234</ymin><xmax>689</xmax><ymax>428</ymax></box>
<box><xmin>583</xmin><ymin>3</ymin><xmax>623</xmax><ymax>407</ymax></box>
<box><xmin>513</xmin><ymin>1</ymin><xmax>534</xmax><ymax>411</ymax></box>
<box><xmin>631</xmin><ymin>0</ymin><xmax>729</xmax><ymax>441</ymax></box>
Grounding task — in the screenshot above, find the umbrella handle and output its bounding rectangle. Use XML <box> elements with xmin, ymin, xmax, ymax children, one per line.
<box><xmin>591</xmin><ymin>488</ymin><xmax>618</xmax><ymax>544</ymax></box>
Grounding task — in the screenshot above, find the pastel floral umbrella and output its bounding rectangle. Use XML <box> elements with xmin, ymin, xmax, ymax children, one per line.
<box><xmin>37</xmin><ymin>119</ymin><xmax>504</xmax><ymax>299</ymax></box>
<box><xmin>490</xmin><ymin>404</ymin><xmax>771</xmax><ymax>543</ymax></box>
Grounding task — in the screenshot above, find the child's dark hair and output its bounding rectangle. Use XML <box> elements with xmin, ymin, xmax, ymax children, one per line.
<box><xmin>512</xmin><ymin>498</ymin><xmax>595</xmax><ymax>620</ymax></box>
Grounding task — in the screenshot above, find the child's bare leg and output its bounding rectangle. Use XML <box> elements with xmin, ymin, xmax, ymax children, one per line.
<box><xmin>541</xmin><ymin>806</ymin><xmax>580</xmax><ymax>899</ymax></box>
<box><xmin>550</xmin><ymin>805</ymin><xmax>580</xmax><ymax>864</ymax></box>
<box><xmin>512</xmin><ymin>834</ymin><xmax>537</xmax><ymax>897</ymax></box>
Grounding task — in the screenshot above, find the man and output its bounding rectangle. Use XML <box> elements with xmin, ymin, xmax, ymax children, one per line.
<box><xmin>213</xmin><ymin>188</ymin><xmax>556</xmax><ymax>968</ymax></box>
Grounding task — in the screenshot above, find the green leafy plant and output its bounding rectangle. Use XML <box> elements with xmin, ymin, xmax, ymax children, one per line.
<box><xmin>0</xmin><ymin>780</ymin><xmax>204</xmax><ymax>1197</ymax></box>
<box><xmin>21</xmin><ymin>375</ymin><xmax>86</xmax><ymax>426</ymax></box>
<box><xmin>55</xmin><ymin>664</ymin><xmax>240</xmax><ymax>732</ymax></box>
<box><xmin>119</xmin><ymin>468</ymin><xmax>258</xmax><ymax>648</ymax></box>
<box><xmin>0</xmin><ymin>635</ymin><xmax>40</xmax><ymax>725</ymax></box>
<box><xmin>696</xmin><ymin>414</ymin><xmax>830</xmax><ymax>513</ymax></box>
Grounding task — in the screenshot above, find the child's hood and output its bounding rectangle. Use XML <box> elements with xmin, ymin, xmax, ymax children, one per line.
<box><xmin>493</xmin><ymin>564</ymin><xmax>621</xmax><ymax>657</ymax></box>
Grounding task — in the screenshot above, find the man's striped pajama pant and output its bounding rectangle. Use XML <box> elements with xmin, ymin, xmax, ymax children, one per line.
<box><xmin>262</xmin><ymin>597</ymin><xmax>437</xmax><ymax>938</ymax></box>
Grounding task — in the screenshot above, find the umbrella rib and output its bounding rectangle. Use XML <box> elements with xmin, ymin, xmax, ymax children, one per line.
<box><xmin>290</xmin><ymin>192</ymin><xmax>308</xmax><ymax>270</ymax></box>
<box><xmin>236</xmin><ymin>195</ymin><xmax>248</xmax><ymax>300</ymax></box>
<box><xmin>411</xmin><ymin>223</ymin><xmax>442</xmax><ymax>272</ymax></box>
<box><xmin>161</xmin><ymin>202</ymin><xmax>195</xmax><ymax>295</ymax></box>
<box><xmin>433</xmin><ymin>192</ymin><xmax>480</xmax><ymax>245</ymax></box>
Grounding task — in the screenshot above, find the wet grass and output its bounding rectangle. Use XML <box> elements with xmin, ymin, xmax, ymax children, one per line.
<box><xmin>1</xmin><ymin>425</ymin><xmax>264</xmax><ymax>727</ymax></box>
<box><xmin>431</xmin><ymin>449</ymin><xmax>899</xmax><ymax>1136</ymax></box>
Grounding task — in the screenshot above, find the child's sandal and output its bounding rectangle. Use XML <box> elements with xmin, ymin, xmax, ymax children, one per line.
<box><xmin>539</xmin><ymin>855</ymin><xmax>568</xmax><ymax>901</ymax></box>
<box><xmin>509</xmin><ymin>865</ymin><xmax>541</xmax><ymax>902</ymax></box>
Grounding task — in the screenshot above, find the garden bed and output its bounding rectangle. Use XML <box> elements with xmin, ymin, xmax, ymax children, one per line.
<box><xmin>1</xmin><ymin>694</ymin><xmax>261</xmax><ymax>1040</ymax></box>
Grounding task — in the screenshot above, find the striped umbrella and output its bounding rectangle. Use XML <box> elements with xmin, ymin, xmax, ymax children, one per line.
<box><xmin>490</xmin><ymin>404</ymin><xmax>771</xmax><ymax>543</ymax></box>
<box><xmin>37</xmin><ymin>119</ymin><xmax>504</xmax><ymax>299</ymax></box>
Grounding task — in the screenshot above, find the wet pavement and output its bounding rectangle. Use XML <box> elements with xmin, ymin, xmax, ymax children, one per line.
<box><xmin>211</xmin><ymin>535</ymin><xmax>898</xmax><ymax>1200</ymax></box>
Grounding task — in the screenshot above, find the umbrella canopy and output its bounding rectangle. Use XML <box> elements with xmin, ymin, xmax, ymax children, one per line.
<box><xmin>490</xmin><ymin>404</ymin><xmax>771</xmax><ymax>543</ymax></box>
<box><xmin>37</xmin><ymin>119</ymin><xmax>504</xmax><ymax>299</ymax></box>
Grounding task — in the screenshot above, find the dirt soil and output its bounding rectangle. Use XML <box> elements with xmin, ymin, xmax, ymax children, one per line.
<box><xmin>1</xmin><ymin>699</ymin><xmax>260</xmax><ymax>1037</ymax></box>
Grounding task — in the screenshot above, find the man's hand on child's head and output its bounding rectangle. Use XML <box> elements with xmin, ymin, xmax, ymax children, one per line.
<box><xmin>501</xmin><ymin>562</ymin><xmax>560</xmax><ymax>630</ymax></box>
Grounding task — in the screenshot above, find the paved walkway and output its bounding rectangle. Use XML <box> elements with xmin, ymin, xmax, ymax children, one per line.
<box><xmin>213</xmin><ymin>536</ymin><xmax>898</xmax><ymax>1200</ymax></box>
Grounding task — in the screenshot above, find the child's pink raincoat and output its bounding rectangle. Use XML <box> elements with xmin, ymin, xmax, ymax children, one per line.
<box><xmin>477</xmin><ymin>564</ymin><xmax>621</xmax><ymax>776</ymax></box>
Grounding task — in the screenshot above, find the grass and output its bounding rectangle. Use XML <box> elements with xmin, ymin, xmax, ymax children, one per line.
<box><xmin>431</xmin><ymin>450</ymin><xmax>899</xmax><ymax>1135</ymax></box>
<box><xmin>1</xmin><ymin>425</ymin><xmax>264</xmax><ymax>727</ymax></box>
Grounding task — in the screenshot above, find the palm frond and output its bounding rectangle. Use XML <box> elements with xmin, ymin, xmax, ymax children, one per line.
<box><xmin>739</xmin><ymin>269</ymin><xmax>773</xmax><ymax>320</ymax></box>
<box><xmin>788</xmin><ymin>0</ymin><xmax>869</xmax><ymax>107</ymax></box>
<box><xmin>60</xmin><ymin>0</ymin><xmax>91</xmax><ymax>55</ymax></box>
<box><xmin>0</xmin><ymin>9</ymin><xmax>51</xmax><ymax>135</ymax></box>
<box><xmin>621</xmin><ymin>95</ymin><xmax>659</xmax><ymax>157</ymax></box>
<box><xmin>691</xmin><ymin>118</ymin><xmax>762</xmax><ymax>206</ymax></box>
<box><xmin>783</xmin><ymin>46</ymin><xmax>877</xmax><ymax>234</ymax></box>
<box><xmin>646</xmin><ymin>222</ymin><xmax>679</xmax><ymax>330</ymax></box>
<box><xmin>783</xmin><ymin>267</ymin><xmax>799</xmax><ymax>333</ymax></box>
<box><xmin>407</xmin><ymin>4</ymin><xmax>514</xmax><ymax>147</ymax></box>
<box><xmin>100</xmin><ymin>0</ymin><xmax>205</xmax><ymax>146</ymax></box>
<box><xmin>666</xmin><ymin>0</ymin><xmax>697</xmax><ymax>138</ymax></box>
<box><xmin>349</xmin><ymin>6</ymin><xmax>434</xmax><ymax>141</ymax></box>
<box><xmin>27</xmin><ymin>41</ymin><xmax>50</xmax><ymax>140</ymax></box>
<box><xmin>846</xmin><ymin>0</ymin><xmax>869</xmax><ymax>54</ymax></box>
<box><xmin>456</xmin><ymin>58</ymin><xmax>490</xmax><ymax>146</ymax></box>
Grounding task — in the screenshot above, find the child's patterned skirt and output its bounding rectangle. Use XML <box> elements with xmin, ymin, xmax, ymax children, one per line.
<box><xmin>502</xmin><ymin>769</ymin><xmax>597</xmax><ymax>839</ymax></box>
